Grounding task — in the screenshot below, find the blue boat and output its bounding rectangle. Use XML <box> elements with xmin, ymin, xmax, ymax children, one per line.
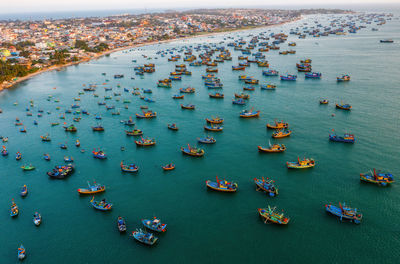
<box><xmin>360</xmin><ymin>169</ymin><xmax>394</xmax><ymax>186</ymax></box>
<box><xmin>18</xmin><ymin>245</ymin><xmax>26</xmax><ymax>260</ymax></box>
<box><xmin>254</xmin><ymin>177</ymin><xmax>278</xmax><ymax>197</ymax></box>
<box><xmin>305</xmin><ymin>72</ymin><xmax>322</xmax><ymax>79</ymax></box>
<box><xmin>280</xmin><ymin>74</ymin><xmax>297</xmax><ymax>81</ymax></box>
<box><xmin>232</xmin><ymin>98</ymin><xmax>246</xmax><ymax>105</ymax></box>
<box><xmin>92</xmin><ymin>150</ymin><xmax>107</xmax><ymax>159</ymax></box>
<box><xmin>10</xmin><ymin>200</ymin><xmax>19</xmax><ymax>217</ymax></box>
<box><xmin>20</xmin><ymin>185</ymin><xmax>28</xmax><ymax>197</ymax></box>
<box><xmin>131</xmin><ymin>229</ymin><xmax>158</xmax><ymax>245</ymax></box>
<box><xmin>197</xmin><ymin>136</ymin><xmax>216</xmax><ymax>144</ymax></box>
<box><xmin>142</xmin><ymin>218</ymin><xmax>167</xmax><ymax>232</ymax></box>
<box><xmin>325</xmin><ymin>202</ymin><xmax>362</xmax><ymax>224</ymax></box>
<box><xmin>329</xmin><ymin>132</ymin><xmax>355</xmax><ymax>143</ymax></box>
<box><xmin>90</xmin><ymin>197</ymin><xmax>112</xmax><ymax>211</ymax></box>
<box><xmin>1</xmin><ymin>146</ymin><xmax>8</xmax><ymax>156</ymax></box>
<box><xmin>263</xmin><ymin>69</ymin><xmax>279</xmax><ymax>76</ymax></box>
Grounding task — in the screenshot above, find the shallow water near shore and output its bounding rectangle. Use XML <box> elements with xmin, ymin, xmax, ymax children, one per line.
<box><xmin>0</xmin><ymin>13</ymin><xmax>400</xmax><ymax>263</ymax></box>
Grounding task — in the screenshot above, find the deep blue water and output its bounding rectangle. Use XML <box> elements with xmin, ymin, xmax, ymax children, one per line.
<box><xmin>0</xmin><ymin>13</ymin><xmax>400</xmax><ymax>263</ymax></box>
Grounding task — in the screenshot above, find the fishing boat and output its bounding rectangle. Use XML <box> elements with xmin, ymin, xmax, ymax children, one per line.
<box><xmin>239</xmin><ymin>109</ymin><xmax>260</xmax><ymax>118</ymax></box>
<box><xmin>122</xmin><ymin>117</ymin><xmax>135</xmax><ymax>125</ymax></box>
<box><xmin>209</xmin><ymin>93</ymin><xmax>224</xmax><ymax>98</ymax></box>
<box><xmin>181</xmin><ymin>104</ymin><xmax>195</xmax><ymax>110</ymax></box>
<box><xmin>135</xmin><ymin>137</ymin><xmax>156</xmax><ymax>146</ymax></box>
<box><xmin>125</xmin><ymin>129</ymin><xmax>143</xmax><ymax>136</ymax></box>
<box><xmin>232</xmin><ymin>98</ymin><xmax>246</xmax><ymax>105</ymax></box>
<box><xmin>117</xmin><ymin>217</ymin><xmax>127</xmax><ymax>232</ymax></box>
<box><xmin>142</xmin><ymin>217</ymin><xmax>167</xmax><ymax>232</ymax></box>
<box><xmin>329</xmin><ymin>132</ymin><xmax>355</xmax><ymax>143</ymax></box>
<box><xmin>206</xmin><ymin>176</ymin><xmax>238</xmax><ymax>192</ymax></box>
<box><xmin>380</xmin><ymin>39</ymin><xmax>394</xmax><ymax>43</ymax></box>
<box><xmin>336</xmin><ymin>103</ymin><xmax>352</xmax><ymax>110</ymax></box>
<box><xmin>320</xmin><ymin>99</ymin><xmax>329</xmax><ymax>104</ymax></box>
<box><xmin>254</xmin><ymin>177</ymin><xmax>278</xmax><ymax>196</ymax></box>
<box><xmin>172</xmin><ymin>94</ymin><xmax>184</xmax><ymax>99</ymax></box>
<box><xmin>300</xmin><ymin>59</ymin><xmax>312</xmax><ymax>64</ymax></box>
<box><xmin>1</xmin><ymin>146</ymin><xmax>8</xmax><ymax>156</ymax></box>
<box><xmin>243</xmin><ymin>86</ymin><xmax>255</xmax><ymax>91</ymax></box>
<box><xmin>325</xmin><ymin>202</ymin><xmax>362</xmax><ymax>224</ymax></box>
<box><xmin>47</xmin><ymin>164</ymin><xmax>75</xmax><ymax>179</ymax></box>
<box><xmin>258</xmin><ymin>142</ymin><xmax>286</xmax><ymax>153</ymax></box>
<box><xmin>33</xmin><ymin>212</ymin><xmax>42</xmax><ymax>226</ymax></box>
<box><xmin>244</xmin><ymin>79</ymin><xmax>259</xmax><ymax>85</ymax></box>
<box><xmin>92</xmin><ymin>125</ymin><xmax>105</xmax><ymax>131</ymax></box>
<box><xmin>280</xmin><ymin>74</ymin><xmax>297</xmax><ymax>81</ymax></box>
<box><xmin>78</xmin><ymin>182</ymin><xmax>106</xmax><ymax>194</ymax></box>
<box><xmin>136</xmin><ymin>110</ymin><xmax>157</xmax><ymax>119</ymax></box>
<box><xmin>206</xmin><ymin>117</ymin><xmax>224</xmax><ymax>124</ymax></box>
<box><xmin>10</xmin><ymin>200</ymin><xmax>19</xmax><ymax>217</ymax></box>
<box><xmin>260</xmin><ymin>84</ymin><xmax>276</xmax><ymax>90</ymax></box>
<box><xmin>271</xmin><ymin>129</ymin><xmax>291</xmax><ymax>138</ymax></box>
<box><xmin>43</xmin><ymin>154</ymin><xmax>51</xmax><ymax>161</ymax></box>
<box><xmin>337</xmin><ymin>75</ymin><xmax>350</xmax><ymax>82</ymax></box>
<box><xmin>20</xmin><ymin>185</ymin><xmax>28</xmax><ymax>197</ymax></box>
<box><xmin>90</xmin><ymin>197</ymin><xmax>112</xmax><ymax>211</ymax></box>
<box><xmin>160</xmin><ymin>161</ymin><xmax>175</xmax><ymax>171</ymax></box>
<box><xmin>131</xmin><ymin>229</ymin><xmax>158</xmax><ymax>246</ymax></box>
<box><xmin>305</xmin><ymin>72</ymin><xmax>322</xmax><ymax>79</ymax></box>
<box><xmin>181</xmin><ymin>145</ymin><xmax>204</xmax><ymax>157</ymax></box>
<box><xmin>258</xmin><ymin>206</ymin><xmax>289</xmax><ymax>225</ymax></box>
<box><xmin>197</xmin><ymin>136</ymin><xmax>216</xmax><ymax>144</ymax></box>
<box><xmin>167</xmin><ymin>123</ymin><xmax>178</xmax><ymax>131</ymax></box>
<box><xmin>204</xmin><ymin>124</ymin><xmax>223</xmax><ymax>131</ymax></box>
<box><xmin>21</xmin><ymin>164</ymin><xmax>35</xmax><ymax>171</ymax></box>
<box><xmin>64</xmin><ymin>156</ymin><xmax>74</xmax><ymax>162</ymax></box>
<box><xmin>179</xmin><ymin>87</ymin><xmax>195</xmax><ymax>93</ymax></box>
<box><xmin>75</xmin><ymin>140</ymin><xmax>80</xmax><ymax>147</ymax></box>
<box><xmin>360</xmin><ymin>169</ymin><xmax>394</xmax><ymax>186</ymax></box>
<box><xmin>16</xmin><ymin>152</ymin><xmax>22</xmax><ymax>160</ymax></box>
<box><xmin>92</xmin><ymin>149</ymin><xmax>107</xmax><ymax>159</ymax></box>
<box><xmin>266</xmin><ymin>120</ymin><xmax>289</xmax><ymax>129</ymax></box>
<box><xmin>232</xmin><ymin>66</ymin><xmax>246</xmax><ymax>70</ymax></box>
<box><xmin>263</xmin><ymin>69</ymin><xmax>279</xmax><ymax>76</ymax></box>
<box><xmin>120</xmin><ymin>161</ymin><xmax>139</xmax><ymax>172</ymax></box>
<box><xmin>18</xmin><ymin>245</ymin><xmax>26</xmax><ymax>260</ymax></box>
<box><xmin>287</xmin><ymin>157</ymin><xmax>315</xmax><ymax>169</ymax></box>
<box><xmin>63</xmin><ymin>124</ymin><xmax>77</xmax><ymax>132</ymax></box>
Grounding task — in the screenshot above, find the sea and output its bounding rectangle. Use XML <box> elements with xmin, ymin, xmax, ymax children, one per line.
<box><xmin>0</xmin><ymin>8</ymin><xmax>400</xmax><ymax>264</ymax></box>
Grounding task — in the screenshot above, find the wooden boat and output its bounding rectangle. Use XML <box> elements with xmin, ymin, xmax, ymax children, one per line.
<box><xmin>16</xmin><ymin>152</ymin><xmax>22</xmax><ymax>160</ymax></box>
<box><xmin>197</xmin><ymin>136</ymin><xmax>216</xmax><ymax>144</ymax></box>
<box><xmin>40</xmin><ymin>134</ymin><xmax>51</xmax><ymax>141</ymax></box>
<box><xmin>263</xmin><ymin>69</ymin><xmax>279</xmax><ymax>76</ymax></box>
<box><xmin>337</xmin><ymin>75</ymin><xmax>350</xmax><ymax>82</ymax></box>
<box><xmin>167</xmin><ymin>124</ymin><xmax>178</xmax><ymax>131</ymax></box>
<box><xmin>120</xmin><ymin>161</ymin><xmax>139</xmax><ymax>172</ymax></box>
<box><xmin>90</xmin><ymin>197</ymin><xmax>112</xmax><ymax>211</ymax></box>
<box><xmin>320</xmin><ymin>99</ymin><xmax>329</xmax><ymax>104</ymax></box>
<box><xmin>21</xmin><ymin>165</ymin><xmax>35</xmax><ymax>171</ymax></box>
<box><xmin>64</xmin><ymin>156</ymin><xmax>73</xmax><ymax>162</ymax></box>
<box><xmin>78</xmin><ymin>182</ymin><xmax>106</xmax><ymax>194</ymax></box>
<box><xmin>131</xmin><ymin>229</ymin><xmax>158</xmax><ymax>246</ymax></box>
<box><xmin>179</xmin><ymin>87</ymin><xmax>195</xmax><ymax>93</ymax></box>
<box><xmin>142</xmin><ymin>217</ymin><xmax>167</xmax><ymax>232</ymax></box>
<box><xmin>162</xmin><ymin>163</ymin><xmax>175</xmax><ymax>171</ymax></box>
<box><xmin>92</xmin><ymin>125</ymin><xmax>104</xmax><ymax>131</ymax></box>
<box><xmin>287</xmin><ymin>157</ymin><xmax>315</xmax><ymax>169</ymax></box>
<box><xmin>206</xmin><ymin>176</ymin><xmax>238</xmax><ymax>192</ymax></box>
<box><xmin>336</xmin><ymin>103</ymin><xmax>352</xmax><ymax>110</ymax></box>
<box><xmin>181</xmin><ymin>104</ymin><xmax>195</xmax><ymax>110</ymax></box>
<box><xmin>135</xmin><ymin>137</ymin><xmax>156</xmax><ymax>146</ymax></box>
<box><xmin>181</xmin><ymin>145</ymin><xmax>204</xmax><ymax>157</ymax></box>
<box><xmin>300</xmin><ymin>59</ymin><xmax>312</xmax><ymax>63</ymax></box>
<box><xmin>280</xmin><ymin>74</ymin><xmax>297</xmax><ymax>81</ymax></box>
<box><xmin>136</xmin><ymin>110</ymin><xmax>157</xmax><ymax>118</ymax></box>
<box><xmin>258</xmin><ymin>206</ymin><xmax>289</xmax><ymax>225</ymax></box>
<box><xmin>260</xmin><ymin>84</ymin><xmax>276</xmax><ymax>90</ymax></box>
<box><xmin>254</xmin><ymin>177</ymin><xmax>278</xmax><ymax>196</ymax></box>
<box><xmin>33</xmin><ymin>212</ymin><xmax>42</xmax><ymax>226</ymax></box>
<box><xmin>121</xmin><ymin>117</ymin><xmax>135</xmax><ymax>125</ymax></box>
<box><xmin>1</xmin><ymin>146</ymin><xmax>8</xmax><ymax>156</ymax></box>
<box><xmin>325</xmin><ymin>202</ymin><xmax>362</xmax><ymax>224</ymax></box>
<box><xmin>18</xmin><ymin>245</ymin><xmax>26</xmax><ymax>260</ymax></box>
<box><xmin>234</xmin><ymin>93</ymin><xmax>250</xmax><ymax>99</ymax></box>
<box><xmin>117</xmin><ymin>217</ymin><xmax>127</xmax><ymax>232</ymax></box>
<box><xmin>63</xmin><ymin>124</ymin><xmax>77</xmax><ymax>132</ymax></box>
<box><xmin>20</xmin><ymin>185</ymin><xmax>28</xmax><ymax>197</ymax></box>
<box><xmin>243</xmin><ymin>86</ymin><xmax>255</xmax><ymax>91</ymax></box>
<box><xmin>92</xmin><ymin>149</ymin><xmax>106</xmax><ymax>159</ymax></box>
<box><xmin>360</xmin><ymin>169</ymin><xmax>394</xmax><ymax>186</ymax></box>
<box><xmin>209</xmin><ymin>93</ymin><xmax>224</xmax><ymax>98</ymax></box>
<box><xmin>244</xmin><ymin>79</ymin><xmax>259</xmax><ymax>85</ymax></box>
<box><xmin>232</xmin><ymin>66</ymin><xmax>246</xmax><ymax>70</ymax></box>
<box><xmin>329</xmin><ymin>132</ymin><xmax>355</xmax><ymax>143</ymax></box>
<box><xmin>125</xmin><ymin>129</ymin><xmax>143</xmax><ymax>136</ymax></box>
<box><xmin>239</xmin><ymin>109</ymin><xmax>260</xmax><ymax>118</ymax></box>
<box><xmin>272</xmin><ymin>129</ymin><xmax>291</xmax><ymax>138</ymax></box>
<box><xmin>267</xmin><ymin>120</ymin><xmax>289</xmax><ymax>129</ymax></box>
<box><xmin>206</xmin><ymin>117</ymin><xmax>224</xmax><ymax>124</ymax></box>
<box><xmin>204</xmin><ymin>125</ymin><xmax>223</xmax><ymax>131</ymax></box>
<box><xmin>10</xmin><ymin>200</ymin><xmax>19</xmax><ymax>217</ymax></box>
<box><xmin>305</xmin><ymin>72</ymin><xmax>322</xmax><ymax>79</ymax></box>
<box><xmin>206</xmin><ymin>67</ymin><xmax>218</xmax><ymax>73</ymax></box>
<box><xmin>258</xmin><ymin>142</ymin><xmax>286</xmax><ymax>153</ymax></box>
<box><xmin>232</xmin><ymin>98</ymin><xmax>246</xmax><ymax>105</ymax></box>
<box><xmin>75</xmin><ymin>140</ymin><xmax>80</xmax><ymax>147</ymax></box>
<box><xmin>47</xmin><ymin>164</ymin><xmax>75</xmax><ymax>179</ymax></box>
<box><xmin>172</xmin><ymin>94</ymin><xmax>184</xmax><ymax>99</ymax></box>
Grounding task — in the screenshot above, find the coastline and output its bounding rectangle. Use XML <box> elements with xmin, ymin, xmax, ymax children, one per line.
<box><xmin>0</xmin><ymin>16</ymin><xmax>302</xmax><ymax>92</ymax></box>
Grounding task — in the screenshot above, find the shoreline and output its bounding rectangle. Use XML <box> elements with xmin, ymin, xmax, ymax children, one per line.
<box><xmin>0</xmin><ymin>16</ymin><xmax>302</xmax><ymax>91</ymax></box>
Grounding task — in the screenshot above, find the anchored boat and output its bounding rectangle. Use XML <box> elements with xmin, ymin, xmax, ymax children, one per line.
<box><xmin>206</xmin><ymin>176</ymin><xmax>238</xmax><ymax>192</ymax></box>
<box><xmin>254</xmin><ymin>177</ymin><xmax>278</xmax><ymax>197</ymax></box>
<box><xmin>325</xmin><ymin>202</ymin><xmax>362</xmax><ymax>224</ymax></box>
<box><xmin>287</xmin><ymin>157</ymin><xmax>315</xmax><ymax>169</ymax></box>
<box><xmin>142</xmin><ymin>217</ymin><xmax>167</xmax><ymax>232</ymax></box>
<box><xmin>258</xmin><ymin>206</ymin><xmax>289</xmax><ymax>225</ymax></box>
<box><xmin>78</xmin><ymin>182</ymin><xmax>106</xmax><ymax>194</ymax></box>
<box><xmin>360</xmin><ymin>169</ymin><xmax>394</xmax><ymax>186</ymax></box>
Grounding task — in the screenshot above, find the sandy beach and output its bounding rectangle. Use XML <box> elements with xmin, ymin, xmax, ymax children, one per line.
<box><xmin>0</xmin><ymin>16</ymin><xmax>302</xmax><ymax>92</ymax></box>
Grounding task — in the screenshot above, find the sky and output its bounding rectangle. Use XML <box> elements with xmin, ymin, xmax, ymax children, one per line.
<box><xmin>1</xmin><ymin>0</ymin><xmax>399</xmax><ymax>14</ymax></box>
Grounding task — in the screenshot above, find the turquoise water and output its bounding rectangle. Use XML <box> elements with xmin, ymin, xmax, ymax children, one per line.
<box><xmin>1</xmin><ymin>13</ymin><xmax>400</xmax><ymax>263</ymax></box>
